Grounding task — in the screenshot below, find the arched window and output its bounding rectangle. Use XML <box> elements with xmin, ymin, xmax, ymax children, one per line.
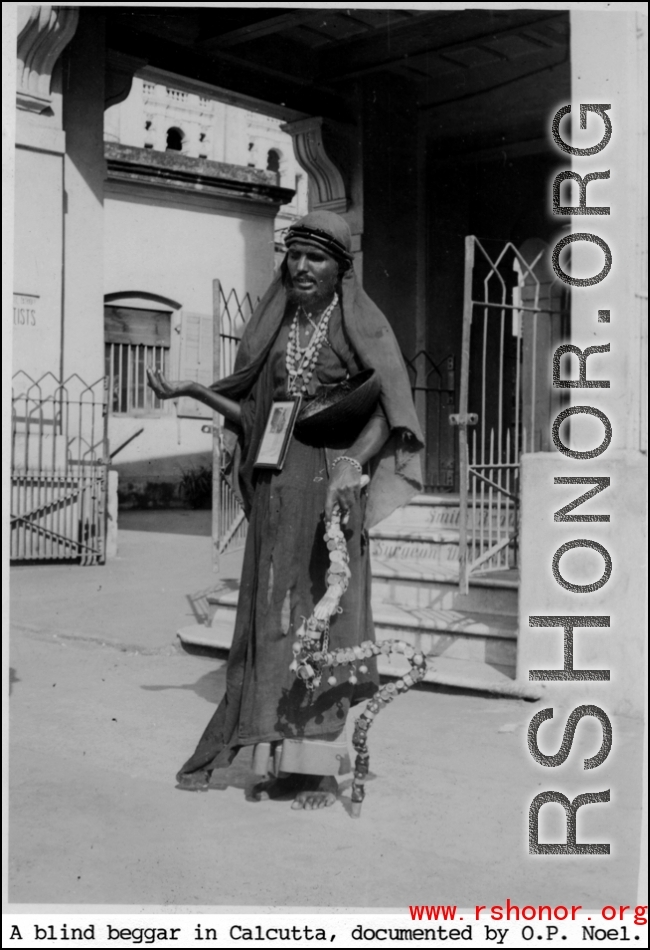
<box><xmin>103</xmin><ymin>293</ymin><xmax>179</xmax><ymax>415</ymax></box>
<box><xmin>266</xmin><ymin>149</ymin><xmax>281</xmax><ymax>174</ymax></box>
<box><xmin>166</xmin><ymin>127</ymin><xmax>184</xmax><ymax>151</ymax></box>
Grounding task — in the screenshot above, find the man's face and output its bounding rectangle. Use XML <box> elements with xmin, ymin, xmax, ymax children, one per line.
<box><xmin>286</xmin><ymin>241</ymin><xmax>339</xmax><ymax>306</ymax></box>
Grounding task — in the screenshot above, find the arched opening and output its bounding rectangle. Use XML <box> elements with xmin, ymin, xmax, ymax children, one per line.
<box><xmin>266</xmin><ymin>148</ymin><xmax>281</xmax><ymax>174</ymax></box>
<box><xmin>166</xmin><ymin>127</ymin><xmax>184</xmax><ymax>152</ymax></box>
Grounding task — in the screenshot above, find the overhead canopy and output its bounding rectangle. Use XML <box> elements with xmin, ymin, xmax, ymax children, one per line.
<box><xmin>103</xmin><ymin>7</ymin><xmax>570</xmax><ymax>148</ymax></box>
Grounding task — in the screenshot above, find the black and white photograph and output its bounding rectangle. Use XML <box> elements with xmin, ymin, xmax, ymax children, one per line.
<box><xmin>4</xmin><ymin>1</ymin><xmax>647</xmax><ymax>944</ymax></box>
<box><xmin>254</xmin><ymin>399</ymin><xmax>300</xmax><ymax>468</ymax></box>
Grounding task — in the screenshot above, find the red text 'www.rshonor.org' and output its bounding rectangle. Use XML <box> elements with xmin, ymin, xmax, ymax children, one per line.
<box><xmin>409</xmin><ymin>904</ymin><xmax>648</xmax><ymax>924</ymax></box>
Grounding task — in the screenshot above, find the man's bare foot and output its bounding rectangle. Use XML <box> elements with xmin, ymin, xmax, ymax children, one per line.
<box><xmin>175</xmin><ymin>769</ymin><xmax>211</xmax><ymax>791</ymax></box>
<box><xmin>291</xmin><ymin>775</ymin><xmax>338</xmax><ymax>810</ymax></box>
<box><xmin>251</xmin><ymin>774</ymin><xmax>305</xmax><ymax>801</ymax></box>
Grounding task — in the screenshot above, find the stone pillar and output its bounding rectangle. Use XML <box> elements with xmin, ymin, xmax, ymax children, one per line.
<box><xmin>360</xmin><ymin>73</ymin><xmax>419</xmax><ymax>358</ymax></box>
<box><xmin>13</xmin><ymin>5</ymin><xmax>79</xmax><ymax>383</ymax></box>
<box><xmin>517</xmin><ymin>12</ymin><xmax>647</xmax><ymax>719</ymax></box>
<box><xmin>61</xmin><ymin>10</ymin><xmax>106</xmax><ymax>384</ymax></box>
<box><xmin>105</xmin><ymin>469</ymin><xmax>119</xmax><ymax>559</ymax></box>
<box><xmin>280</xmin><ymin>115</ymin><xmax>364</xmax><ymax>276</ymax></box>
<box><xmin>281</xmin><ymin>117</ymin><xmax>348</xmax><ymax>214</ymax></box>
<box><xmin>16</xmin><ymin>5</ymin><xmax>79</xmax><ymax>115</ymax></box>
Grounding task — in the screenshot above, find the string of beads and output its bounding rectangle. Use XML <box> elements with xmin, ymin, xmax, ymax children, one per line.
<box><xmin>289</xmin><ymin>496</ymin><xmax>431</xmax><ymax>817</ymax></box>
<box><xmin>286</xmin><ymin>293</ymin><xmax>338</xmax><ymax>396</ymax></box>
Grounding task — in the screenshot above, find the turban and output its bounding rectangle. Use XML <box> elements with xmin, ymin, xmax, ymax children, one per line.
<box><xmin>284</xmin><ymin>210</ymin><xmax>354</xmax><ymax>265</ymax></box>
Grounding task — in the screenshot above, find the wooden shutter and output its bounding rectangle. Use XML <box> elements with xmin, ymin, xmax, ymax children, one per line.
<box><xmin>176</xmin><ymin>312</ymin><xmax>215</xmax><ymax>418</ymax></box>
<box><xmin>104</xmin><ymin>307</ymin><xmax>171</xmax><ymax>345</ymax></box>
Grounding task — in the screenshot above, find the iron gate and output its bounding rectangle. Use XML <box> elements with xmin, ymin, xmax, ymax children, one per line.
<box><xmin>11</xmin><ymin>372</ymin><xmax>108</xmax><ymax>564</ymax></box>
<box><xmin>211</xmin><ymin>283</ymin><xmax>257</xmax><ymax>567</ymax></box>
<box><xmin>457</xmin><ymin>235</ymin><xmax>568</xmax><ymax>594</ymax></box>
<box><xmin>405</xmin><ymin>350</ymin><xmax>455</xmax><ymax>492</ymax></box>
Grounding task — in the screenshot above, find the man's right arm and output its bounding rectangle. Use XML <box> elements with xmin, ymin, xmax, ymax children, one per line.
<box><xmin>147</xmin><ymin>370</ymin><xmax>242</xmax><ymax>425</ymax></box>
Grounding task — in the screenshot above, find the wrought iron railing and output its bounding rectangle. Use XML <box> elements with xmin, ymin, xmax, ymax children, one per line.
<box><xmin>405</xmin><ymin>350</ymin><xmax>455</xmax><ymax>492</ymax></box>
<box><xmin>11</xmin><ymin>372</ymin><xmax>108</xmax><ymax>564</ymax></box>
<box><xmin>211</xmin><ymin>284</ymin><xmax>258</xmax><ymax>566</ymax></box>
<box><xmin>457</xmin><ymin>235</ymin><xmax>568</xmax><ymax>593</ymax></box>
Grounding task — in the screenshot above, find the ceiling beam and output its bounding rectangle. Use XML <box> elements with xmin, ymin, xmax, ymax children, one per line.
<box><xmin>105</xmin><ymin>19</ymin><xmax>352</xmax><ymax>122</ymax></box>
<box><xmin>201</xmin><ymin>11</ymin><xmax>325</xmax><ymax>50</ymax></box>
<box><xmin>419</xmin><ymin>46</ymin><xmax>568</xmax><ymax>112</ymax></box>
<box><xmin>321</xmin><ymin>11</ymin><xmax>567</xmax><ymax>83</ymax></box>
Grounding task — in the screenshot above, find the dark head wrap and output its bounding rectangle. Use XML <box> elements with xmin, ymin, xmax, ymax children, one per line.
<box><xmin>284</xmin><ymin>210</ymin><xmax>355</xmax><ymax>266</ymax></box>
<box><xmin>211</xmin><ymin>212</ymin><xmax>424</xmax><ymax>528</ymax></box>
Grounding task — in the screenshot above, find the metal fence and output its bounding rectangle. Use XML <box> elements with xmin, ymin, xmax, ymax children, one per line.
<box><xmin>11</xmin><ymin>372</ymin><xmax>108</xmax><ymax>564</ymax></box>
<box><xmin>405</xmin><ymin>350</ymin><xmax>456</xmax><ymax>492</ymax></box>
<box><xmin>211</xmin><ymin>285</ymin><xmax>258</xmax><ymax>565</ymax></box>
<box><xmin>457</xmin><ymin>235</ymin><xmax>567</xmax><ymax>593</ymax></box>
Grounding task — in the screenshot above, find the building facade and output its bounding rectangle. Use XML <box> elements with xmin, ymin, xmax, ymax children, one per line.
<box><xmin>13</xmin><ymin>33</ymin><xmax>302</xmax><ymax>511</ymax></box>
<box><xmin>10</xmin><ymin>7</ymin><xmax>646</xmax><ymax>717</ymax></box>
<box><xmin>101</xmin><ymin>75</ymin><xmax>306</xmax><ymax>505</ymax></box>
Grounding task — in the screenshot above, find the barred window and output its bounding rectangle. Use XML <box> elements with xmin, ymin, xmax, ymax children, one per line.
<box><xmin>104</xmin><ymin>307</ymin><xmax>171</xmax><ymax>415</ymax></box>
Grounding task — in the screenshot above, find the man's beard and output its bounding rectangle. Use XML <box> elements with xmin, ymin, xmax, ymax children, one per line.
<box><xmin>286</xmin><ymin>275</ymin><xmax>338</xmax><ymax>309</ymax></box>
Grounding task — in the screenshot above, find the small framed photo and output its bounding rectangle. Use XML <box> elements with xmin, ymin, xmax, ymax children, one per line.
<box><xmin>254</xmin><ymin>398</ymin><xmax>302</xmax><ymax>470</ymax></box>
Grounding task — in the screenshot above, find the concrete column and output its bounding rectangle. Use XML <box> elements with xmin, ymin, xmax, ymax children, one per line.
<box><xmin>360</xmin><ymin>73</ymin><xmax>419</xmax><ymax>358</ymax></box>
<box><xmin>517</xmin><ymin>12</ymin><xmax>647</xmax><ymax>719</ymax></box>
<box><xmin>61</xmin><ymin>11</ymin><xmax>106</xmax><ymax>384</ymax></box>
<box><xmin>13</xmin><ymin>5</ymin><xmax>79</xmax><ymax>384</ymax></box>
<box><xmin>518</xmin><ymin>450</ymin><xmax>646</xmax><ymax>717</ymax></box>
<box><xmin>106</xmin><ymin>469</ymin><xmax>119</xmax><ymax>559</ymax></box>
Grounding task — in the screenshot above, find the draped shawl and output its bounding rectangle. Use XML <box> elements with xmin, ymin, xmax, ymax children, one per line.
<box><xmin>210</xmin><ymin>264</ymin><xmax>424</xmax><ymax>529</ymax></box>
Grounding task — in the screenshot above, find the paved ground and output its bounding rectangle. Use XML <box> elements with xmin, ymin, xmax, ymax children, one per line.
<box><xmin>8</xmin><ymin>511</ymin><xmax>644</xmax><ymax>909</ymax></box>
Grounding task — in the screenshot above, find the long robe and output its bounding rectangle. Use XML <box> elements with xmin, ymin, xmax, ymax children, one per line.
<box><xmin>179</xmin><ymin>305</ymin><xmax>379</xmax><ymax>775</ymax></box>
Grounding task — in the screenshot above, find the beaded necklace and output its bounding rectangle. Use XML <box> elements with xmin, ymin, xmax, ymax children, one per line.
<box><xmin>286</xmin><ymin>292</ymin><xmax>338</xmax><ymax>396</ymax></box>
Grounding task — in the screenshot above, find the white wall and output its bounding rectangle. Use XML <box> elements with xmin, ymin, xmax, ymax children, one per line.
<box><xmin>104</xmin><ymin>186</ymin><xmax>274</xmax><ymax>313</ymax></box>
<box><xmin>104</xmin><ymin>184</ymin><xmax>276</xmax><ymax>483</ymax></box>
<box><xmin>13</xmin><ymin>116</ymin><xmax>65</xmax><ymax>384</ymax></box>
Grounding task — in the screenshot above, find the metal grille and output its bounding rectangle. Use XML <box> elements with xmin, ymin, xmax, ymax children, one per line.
<box><xmin>218</xmin><ymin>287</ymin><xmax>256</xmax><ymax>379</ymax></box>
<box><xmin>405</xmin><ymin>351</ymin><xmax>455</xmax><ymax>492</ymax></box>
<box><xmin>105</xmin><ymin>342</ymin><xmax>169</xmax><ymax>414</ymax></box>
<box><xmin>11</xmin><ymin>372</ymin><xmax>108</xmax><ymax>565</ymax></box>
<box><xmin>212</xmin><ymin>284</ymin><xmax>259</xmax><ymax>566</ymax></box>
<box><xmin>457</xmin><ymin>235</ymin><xmax>567</xmax><ymax>593</ymax></box>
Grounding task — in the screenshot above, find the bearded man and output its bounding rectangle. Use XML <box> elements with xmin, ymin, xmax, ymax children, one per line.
<box><xmin>148</xmin><ymin>211</ymin><xmax>423</xmax><ymax>810</ymax></box>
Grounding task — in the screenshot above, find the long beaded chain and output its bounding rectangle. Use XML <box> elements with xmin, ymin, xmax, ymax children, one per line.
<box><xmin>286</xmin><ymin>292</ymin><xmax>338</xmax><ymax>396</ymax></box>
<box><xmin>290</xmin><ymin>498</ymin><xmax>429</xmax><ymax>818</ymax></box>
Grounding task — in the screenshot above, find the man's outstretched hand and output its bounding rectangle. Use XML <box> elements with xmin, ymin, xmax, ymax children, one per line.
<box><xmin>146</xmin><ymin>368</ymin><xmax>194</xmax><ymax>400</ymax></box>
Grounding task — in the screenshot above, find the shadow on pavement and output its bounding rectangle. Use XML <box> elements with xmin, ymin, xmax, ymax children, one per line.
<box><xmin>118</xmin><ymin>509</ymin><xmax>212</xmax><ymax>536</ymax></box>
<box><xmin>141</xmin><ymin>666</ymin><xmax>226</xmax><ymax>705</ymax></box>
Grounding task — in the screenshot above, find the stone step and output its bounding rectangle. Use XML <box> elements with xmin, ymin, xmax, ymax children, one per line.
<box><xmin>177</xmin><ymin>609</ymin><xmax>538</xmax><ymax>699</ymax></box>
<box><xmin>372</xmin><ymin>603</ymin><xmax>516</xmax><ymax>679</ymax></box>
<box><xmin>371</xmin><ymin>524</ymin><xmax>461</xmax><ymax>543</ymax></box>
<box><xmin>371</xmin><ymin>557</ymin><xmax>518</xmax><ymax>616</ymax></box>
<box><xmin>369</xmin><ymin>537</ymin><xmax>461</xmax><ymax>563</ymax></box>
<box><xmin>370</xmin><ymin>533</ymin><xmax>516</xmax><ymax>565</ymax></box>
<box><xmin>376</xmin><ymin>510</ymin><xmax>516</xmax><ymax>533</ymax></box>
<box><xmin>376</xmin><ymin>494</ymin><xmax>516</xmax><ymax>531</ymax></box>
<box><xmin>195</xmin><ymin>588</ymin><xmax>518</xmax><ymax>683</ymax></box>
